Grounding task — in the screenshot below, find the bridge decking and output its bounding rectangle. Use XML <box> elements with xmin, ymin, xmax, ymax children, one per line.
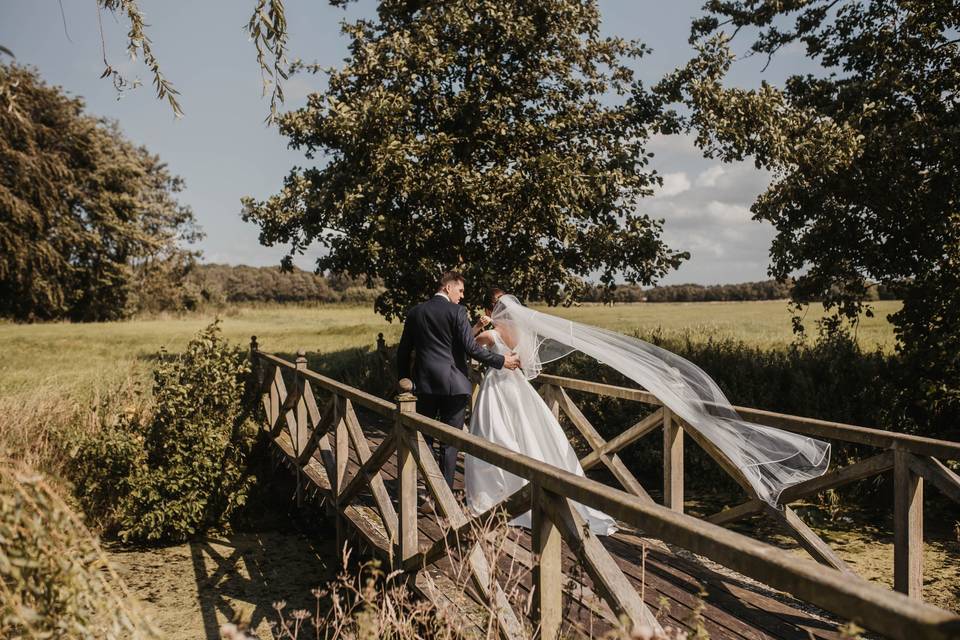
<box><xmin>270</xmin><ymin>413</ymin><xmax>844</xmax><ymax>640</ymax></box>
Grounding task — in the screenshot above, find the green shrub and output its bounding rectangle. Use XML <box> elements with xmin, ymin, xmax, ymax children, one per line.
<box><xmin>72</xmin><ymin>320</ymin><xmax>258</xmax><ymax>543</ymax></box>
<box><xmin>0</xmin><ymin>462</ymin><xmax>159</xmax><ymax>638</ymax></box>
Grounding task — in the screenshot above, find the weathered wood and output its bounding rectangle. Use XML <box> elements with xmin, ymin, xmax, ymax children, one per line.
<box><xmin>297</xmin><ymin>396</ymin><xmax>335</xmax><ymax>466</ymax></box>
<box><xmin>334</xmin><ymin>397</ymin><xmax>349</xmax><ymax>496</ymax></box>
<box><xmin>258</xmin><ymin>363</ymin><xmax>279</xmax><ymax>428</ymax></box>
<box><xmin>763</xmin><ymin>504</ymin><xmax>854</xmax><ymax>574</ymax></box>
<box><xmin>338</xmin><ymin>430</ymin><xmax>397</xmax><ymax>505</ymax></box>
<box><xmin>294</xmin><ymin>352</ymin><xmax>310</xmax><ymax>456</ymax></box>
<box><xmin>404</xmin><ymin>429</ymin><xmax>526</xmax><ymax>640</ymax></box>
<box><xmin>538</xmin><ymin>374</ymin><xmax>660</xmax><ymax>405</ymax></box>
<box><xmin>894</xmin><ymin>450</ymin><xmax>924</xmax><ymax>599</ymax></box>
<box><xmin>709</xmin><ymin>451</ymin><xmax>895</xmax><ymax>526</ymax></box>
<box><xmin>267</xmin><ymin>366</ymin><xmax>288</xmax><ymax>436</ymax></box>
<box><xmin>677</xmin><ymin>418</ymin><xmax>759</xmax><ymax>499</ymax></box>
<box><xmin>539</xmin><ymin>373</ymin><xmax>960</xmax><ymax>461</ymax></box>
<box><xmin>531</xmin><ymin>484</ymin><xmax>562</xmax><ymax>640</ymax></box>
<box><xmin>399</xmin><ymin>410</ymin><xmax>960</xmax><ymax>640</ymax></box>
<box><xmin>538</xmin><ymin>384</ymin><xmax>560</xmax><ymax>420</ymax></box>
<box><xmin>255</xmin><ymin>349</ymin><xmax>960</xmax><ymax>640</ymax></box>
<box><xmin>342</xmin><ymin>398</ymin><xmax>399</xmax><ymax>542</ymax></box>
<box><xmin>406</xmin><ymin>485</ymin><xmax>532</xmax><ymax>572</ymax></box>
<box><xmin>732</xmin><ymin>406</ymin><xmax>960</xmax><ymax>461</ymax></box>
<box><xmin>258</xmin><ymin>351</ymin><xmax>396</xmax><ymax>416</ymax></box>
<box><xmin>553</xmin><ymin>386</ymin><xmax>655</xmax><ymax>505</ymax></box>
<box><xmin>663</xmin><ymin>407</ymin><xmax>683</xmax><ymax>512</ymax></box>
<box><xmin>580</xmin><ymin>409</ymin><xmax>663</xmax><ymax>471</ymax></box>
<box><xmin>908</xmin><ymin>455</ymin><xmax>960</xmax><ymax>504</ymax></box>
<box><xmin>396</xmin><ymin>392</ymin><xmax>419</xmax><ymax>567</ymax></box>
<box><xmin>539</xmin><ymin>489</ymin><xmax>662</xmax><ymax>633</ymax></box>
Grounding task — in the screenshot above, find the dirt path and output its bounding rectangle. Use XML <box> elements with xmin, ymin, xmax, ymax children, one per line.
<box><xmin>107</xmin><ymin>531</ymin><xmax>337</xmax><ymax>639</ymax></box>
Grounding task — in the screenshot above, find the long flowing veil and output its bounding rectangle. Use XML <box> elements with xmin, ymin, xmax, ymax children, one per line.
<box><xmin>490</xmin><ymin>295</ymin><xmax>830</xmax><ymax>507</ymax></box>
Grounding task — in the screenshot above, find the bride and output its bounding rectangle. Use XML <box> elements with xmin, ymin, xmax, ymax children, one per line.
<box><xmin>465</xmin><ymin>289</ymin><xmax>618</xmax><ymax>535</ymax></box>
<box><xmin>464</xmin><ymin>290</ymin><xmax>831</xmax><ymax>534</ymax></box>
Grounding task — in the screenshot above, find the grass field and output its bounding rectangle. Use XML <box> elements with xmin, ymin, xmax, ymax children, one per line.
<box><xmin>0</xmin><ymin>300</ymin><xmax>900</xmax><ymax>399</ymax></box>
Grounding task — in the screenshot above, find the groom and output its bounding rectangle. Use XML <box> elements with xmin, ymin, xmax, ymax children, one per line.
<box><xmin>397</xmin><ymin>271</ymin><xmax>520</xmax><ymax>488</ymax></box>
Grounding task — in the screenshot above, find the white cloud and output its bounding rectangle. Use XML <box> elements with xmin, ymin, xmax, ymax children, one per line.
<box><xmin>656</xmin><ymin>172</ymin><xmax>691</xmax><ymax>198</ymax></box>
<box><xmin>695</xmin><ymin>165</ymin><xmax>725</xmax><ymax>188</ymax></box>
<box><xmin>705</xmin><ymin>200</ymin><xmax>753</xmax><ymax>224</ymax></box>
<box><xmin>636</xmin><ymin>139</ymin><xmax>778</xmax><ymax>284</ymax></box>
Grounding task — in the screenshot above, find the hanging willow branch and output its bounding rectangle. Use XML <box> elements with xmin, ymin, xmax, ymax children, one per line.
<box><xmin>90</xmin><ymin>0</ymin><xmax>291</xmax><ymax>122</ymax></box>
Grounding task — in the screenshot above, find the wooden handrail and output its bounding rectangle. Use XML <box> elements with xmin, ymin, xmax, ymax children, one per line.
<box><xmin>538</xmin><ymin>373</ymin><xmax>960</xmax><ymax>460</ymax></box>
<box><xmin>251</xmin><ymin>344</ymin><xmax>960</xmax><ymax>640</ymax></box>
<box><xmin>256</xmin><ymin>351</ymin><xmax>395</xmax><ymax>416</ymax></box>
<box><xmin>398</xmin><ymin>410</ymin><xmax>958</xmax><ymax>640</ymax></box>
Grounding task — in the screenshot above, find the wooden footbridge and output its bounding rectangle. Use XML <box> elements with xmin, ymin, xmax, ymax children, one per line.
<box><xmin>249</xmin><ymin>338</ymin><xmax>960</xmax><ymax>640</ymax></box>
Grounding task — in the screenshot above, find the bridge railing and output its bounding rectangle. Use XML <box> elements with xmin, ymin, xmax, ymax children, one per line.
<box><xmin>532</xmin><ymin>373</ymin><xmax>960</xmax><ymax>601</ymax></box>
<box><xmin>249</xmin><ymin>340</ymin><xmax>960</xmax><ymax>640</ymax></box>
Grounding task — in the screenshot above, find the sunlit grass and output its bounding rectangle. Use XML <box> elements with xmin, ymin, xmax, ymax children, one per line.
<box><xmin>0</xmin><ymin>300</ymin><xmax>899</xmax><ymax>399</ymax></box>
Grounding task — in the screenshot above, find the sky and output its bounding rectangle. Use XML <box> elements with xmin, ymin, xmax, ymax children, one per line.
<box><xmin>1</xmin><ymin>1</ymin><xmax>820</xmax><ymax>285</ymax></box>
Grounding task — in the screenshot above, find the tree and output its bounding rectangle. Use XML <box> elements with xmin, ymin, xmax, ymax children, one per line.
<box><xmin>243</xmin><ymin>0</ymin><xmax>687</xmax><ymax>319</ymax></box>
<box><xmin>660</xmin><ymin>1</ymin><xmax>960</xmax><ymax>434</ymax></box>
<box><xmin>0</xmin><ymin>63</ymin><xmax>202</xmax><ymax>321</ymax></box>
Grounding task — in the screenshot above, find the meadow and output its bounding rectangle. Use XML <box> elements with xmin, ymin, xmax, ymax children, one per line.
<box><xmin>0</xmin><ymin>299</ymin><xmax>900</xmax><ymax>399</ymax></box>
<box><xmin>4</xmin><ymin>299</ymin><xmax>958</xmax><ymax>627</ymax></box>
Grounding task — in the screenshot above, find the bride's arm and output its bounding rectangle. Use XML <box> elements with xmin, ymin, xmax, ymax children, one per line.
<box><xmin>475</xmin><ymin>329</ymin><xmax>496</xmax><ymax>348</ymax></box>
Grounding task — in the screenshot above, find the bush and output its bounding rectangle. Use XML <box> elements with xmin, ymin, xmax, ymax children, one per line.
<box><xmin>0</xmin><ymin>462</ymin><xmax>158</xmax><ymax>638</ymax></box>
<box><xmin>72</xmin><ymin>321</ymin><xmax>258</xmax><ymax>543</ymax></box>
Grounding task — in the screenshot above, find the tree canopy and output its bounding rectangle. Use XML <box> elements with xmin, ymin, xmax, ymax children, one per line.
<box><xmin>660</xmin><ymin>0</ymin><xmax>960</xmax><ymax>431</ymax></box>
<box><xmin>242</xmin><ymin>0</ymin><xmax>687</xmax><ymax>319</ymax></box>
<box><xmin>0</xmin><ymin>63</ymin><xmax>201</xmax><ymax>321</ymax></box>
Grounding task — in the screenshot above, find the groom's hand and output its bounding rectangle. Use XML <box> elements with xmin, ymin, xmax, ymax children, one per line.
<box><xmin>503</xmin><ymin>351</ymin><xmax>521</xmax><ymax>370</ymax></box>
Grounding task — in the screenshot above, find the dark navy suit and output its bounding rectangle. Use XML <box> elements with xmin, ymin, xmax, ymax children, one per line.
<box><xmin>397</xmin><ymin>294</ymin><xmax>505</xmax><ymax>487</ymax></box>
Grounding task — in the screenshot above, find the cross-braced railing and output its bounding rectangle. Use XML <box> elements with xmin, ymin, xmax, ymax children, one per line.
<box><xmin>250</xmin><ymin>338</ymin><xmax>960</xmax><ymax>640</ymax></box>
<box><xmin>533</xmin><ymin>373</ymin><xmax>960</xmax><ymax>600</ymax></box>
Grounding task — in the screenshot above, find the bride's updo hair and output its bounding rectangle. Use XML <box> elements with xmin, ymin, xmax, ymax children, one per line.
<box><xmin>486</xmin><ymin>288</ymin><xmax>506</xmax><ymax>313</ymax></box>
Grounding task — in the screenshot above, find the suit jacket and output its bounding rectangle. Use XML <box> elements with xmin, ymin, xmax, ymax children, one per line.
<box><xmin>397</xmin><ymin>295</ymin><xmax>505</xmax><ymax>396</ymax></box>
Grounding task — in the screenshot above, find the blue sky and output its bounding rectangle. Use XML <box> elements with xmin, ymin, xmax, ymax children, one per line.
<box><xmin>2</xmin><ymin>1</ymin><xmax>819</xmax><ymax>284</ymax></box>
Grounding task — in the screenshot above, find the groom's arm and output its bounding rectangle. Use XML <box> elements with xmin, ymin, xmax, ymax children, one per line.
<box><xmin>455</xmin><ymin>307</ymin><xmax>505</xmax><ymax>369</ymax></box>
<box><xmin>397</xmin><ymin>316</ymin><xmax>415</xmax><ymax>381</ymax></box>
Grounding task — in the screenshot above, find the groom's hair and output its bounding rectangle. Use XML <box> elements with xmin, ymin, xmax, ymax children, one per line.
<box><xmin>437</xmin><ymin>270</ymin><xmax>464</xmax><ymax>290</ymax></box>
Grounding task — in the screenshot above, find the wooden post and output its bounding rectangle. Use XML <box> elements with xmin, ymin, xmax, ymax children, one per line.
<box><xmin>396</xmin><ymin>379</ymin><xmax>418</xmax><ymax>570</ymax></box>
<box><xmin>662</xmin><ymin>407</ymin><xmax>683</xmax><ymax>512</ymax></box>
<box><xmin>532</xmin><ymin>484</ymin><xmax>562</xmax><ymax>640</ymax></box>
<box><xmin>294</xmin><ymin>350</ymin><xmax>308</xmax><ymax>506</ymax></box>
<box><xmin>249</xmin><ymin>336</ymin><xmax>260</xmax><ymax>384</ymax></box>
<box><xmin>894</xmin><ymin>450</ymin><xmax>923</xmax><ymax>599</ymax></box>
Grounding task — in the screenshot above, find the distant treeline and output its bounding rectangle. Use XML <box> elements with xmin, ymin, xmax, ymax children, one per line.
<box><xmin>182</xmin><ymin>267</ymin><xmax>903</xmax><ymax>309</ymax></box>
<box><xmin>581</xmin><ymin>280</ymin><xmax>901</xmax><ymax>303</ymax></box>
<box><xmin>183</xmin><ymin>264</ymin><xmax>382</xmax><ymax>307</ymax></box>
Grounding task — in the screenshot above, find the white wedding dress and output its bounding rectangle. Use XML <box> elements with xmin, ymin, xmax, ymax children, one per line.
<box><xmin>464</xmin><ymin>330</ymin><xmax>618</xmax><ymax>535</ymax></box>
